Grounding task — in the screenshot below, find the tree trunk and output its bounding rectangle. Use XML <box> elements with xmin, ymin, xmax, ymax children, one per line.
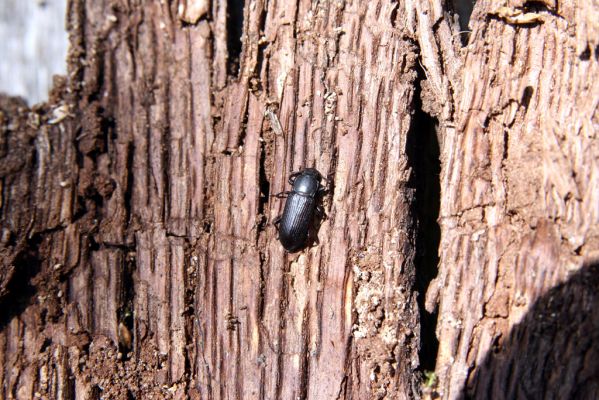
<box><xmin>0</xmin><ymin>1</ymin><xmax>597</xmax><ymax>400</ymax></box>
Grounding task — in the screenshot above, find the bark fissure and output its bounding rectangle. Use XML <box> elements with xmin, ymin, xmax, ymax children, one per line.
<box><xmin>409</xmin><ymin>59</ymin><xmax>442</xmax><ymax>375</ymax></box>
<box><xmin>0</xmin><ymin>234</ymin><xmax>42</xmax><ymax>331</ymax></box>
<box><xmin>226</xmin><ymin>0</ymin><xmax>246</xmax><ymax>77</ymax></box>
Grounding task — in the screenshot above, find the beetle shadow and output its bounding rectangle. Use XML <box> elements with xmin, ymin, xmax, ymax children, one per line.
<box><xmin>303</xmin><ymin>174</ymin><xmax>334</xmax><ymax>252</ymax></box>
<box><xmin>456</xmin><ymin>261</ymin><xmax>599</xmax><ymax>399</ymax></box>
<box><xmin>302</xmin><ymin>206</ymin><xmax>327</xmax><ymax>252</ymax></box>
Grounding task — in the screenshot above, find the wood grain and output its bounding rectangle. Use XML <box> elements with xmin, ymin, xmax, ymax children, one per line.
<box><xmin>1</xmin><ymin>0</ymin><xmax>597</xmax><ymax>399</ymax></box>
<box><xmin>427</xmin><ymin>1</ymin><xmax>599</xmax><ymax>398</ymax></box>
<box><xmin>0</xmin><ymin>0</ymin><xmax>427</xmax><ymax>398</ymax></box>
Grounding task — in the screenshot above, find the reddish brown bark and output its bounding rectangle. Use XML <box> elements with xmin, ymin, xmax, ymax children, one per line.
<box><xmin>0</xmin><ymin>0</ymin><xmax>425</xmax><ymax>398</ymax></box>
<box><xmin>425</xmin><ymin>1</ymin><xmax>599</xmax><ymax>398</ymax></box>
<box><xmin>1</xmin><ymin>0</ymin><xmax>597</xmax><ymax>399</ymax></box>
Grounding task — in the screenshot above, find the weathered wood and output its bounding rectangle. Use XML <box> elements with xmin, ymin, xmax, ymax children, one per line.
<box><xmin>1</xmin><ymin>0</ymin><xmax>598</xmax><ymax>399</ymax></box>
<box><xmin>426</xmin><ymin>0</ymin><xmax>599</xmax><ymax>398</ymax></box>
<box><xmin>0</xmin><ymin>0</ymin><xmax>431</xmax><ymax>398</ymax></box>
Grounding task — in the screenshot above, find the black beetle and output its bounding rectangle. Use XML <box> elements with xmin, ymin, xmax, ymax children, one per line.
<box><xmin>273</xmin><ymin>168</ymin><xmax>327</xmax><ymax>252</ymax></box>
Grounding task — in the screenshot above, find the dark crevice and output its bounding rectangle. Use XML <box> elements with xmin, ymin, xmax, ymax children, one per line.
<box><xmin>40</xmin><ymin>337</ymin><xmax>52</xmax><ymax>353</ymax></box>
<box><xmin>201</xmin><ymin>158</ymin><xmax>215</xmax><ymax>238</ymax></box>
<box><xmin>520</xmin><ymin>86</ymin><xmax>534</xmax><ymax>109</ymax></box>
<box><xmin>88</xmin><ymin>235</ymin><xmax>101</xmax><ymax>252</ymax></box>
<box><xmin>95</xmin><ymin>241</ymin><xmax>134</xmax><ymax>251</ymax></box>
<box><xmin>85</xmin><ymin>47</ymin><xmax>106</xmax><ymax>104</ymax></box>
<box><xmin>237</xmin><ymin>107</ymin><xmax>248</xmax><ymax>149</ymax></box>
<box><xmin>256</xmin><ymin>258</ymin><xmax>267</xmax><ymax>399</ymax></box>
<box><xmin>389</xmin><ymin>0</ymin><xmax>399</xmax><ymax>27</ymax></box>
<box><xmin>226</xmin><ymin>0</ymin><xmax>245</xmax><ymax>77</ymax></box>
<box><xmin>449</xmin><ymin>0</ymin><xmax>476</xmax><ymax>44</ymax></box>
<box><xmin>65</xmin><ymin>0</ymin><xmax>86</xmax><ymax>99</ymax></box>
<box><xmin>117</xmin><ymin>247</ymin><xmax>136</xmax><ymax>359</ymax></box>
<box><xmin>99</xmin><ymin>108</ymin><xmax>116</xmax><ymax>152</ymax></box>
<box><xmin>257</xmin><ymin>251</ymin><xmax>267</xmax><ymax>322</ymax></box>
<box><xmin>65</xmin><ymin>369</ymin><xmax>76</xmax><ymax>400</ymax></box>
<box><xmin>274</xmin><ymin>265</ymin><xmax>289</xmax><ymax>400</ymax></box>
<box><xmin>256</xmin><ymin>134</ymin><xmax>270</xmax><ymax>235</ymax></box>
<box><xmin>165</xmin><ymin>231</ymin><xmax>191</xmax><ymax>239</ymax></box>
<box><xmin>161</xmin><ymin>81</ymin><xmax>171</xmax><ymax>224</ymax></box>
<box><xmin>579</xmin><ymin>44</ymin><xmax>591</xmax><ymax>61</ymax></box>
<box><xmin>234</xmin><ymin>328</ymin><xmax>242</xmax><ymax>399</ymax></box>
<box><xmin>299</xmin><ymin>309</ymin><xmax>311</xmax><ymax>400</ymax></box>
<box><xmin>407</xmin><ymin>59</ymin><xmax>441</xmax><ymax>374</ymax></box>
<box><xmin>256</xmin><ymin>249</ymin><xmax>267</xmax><ymax>398</ymax></box>
<box><xmin>0</xmin><ymin>233</ymin><xmax>43</xmax><ymax>331</ymax></box>
<box><xmin>254</xmin><ymin>6</ymin><xmax>268</xmax><ymax>79</ymax></box>
<box><xmin>336</xmin><ymin>336</ymin><xmax>352</xmax><ymax>399</ymax></box>
<box><xmin>124</xmin><ymin>142</ymin><xmax>134</xmax><ymax>226</ymax></box>
<box><xmin>503</xmin><ymin>130</ymin><xmax>509</xmax><ymax>160</ymax></box>
<box><xmin>523</xmin><ymin>1</ymin><xmax>556</xmax><ymax>13</ymax></box>
<box><xmin>180</xmin><ymin>239</ymin><xmax>196</xmax><ymax>384</ymax></box>
<box><xmin>91</xmin><ymin>385</ymin><xmax>102</xmax><ymax>400</ymax></box>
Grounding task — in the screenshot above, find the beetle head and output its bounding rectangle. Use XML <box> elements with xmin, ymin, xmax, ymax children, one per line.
<box><xmin>293</xmin><ymin>168</ymin><xmax>322</xmax><ymax>196</ymax></box>
<box><xmin>301</xmin><ymin>168</ymin><xmax>322</xmax><ymax>180</ymax></box>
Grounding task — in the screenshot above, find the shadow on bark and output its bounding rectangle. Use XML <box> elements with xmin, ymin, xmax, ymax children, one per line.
<box><xmin>460</xmin><ymin>262</ymin><xmax>599</xmax><ymax>399</ymax></box>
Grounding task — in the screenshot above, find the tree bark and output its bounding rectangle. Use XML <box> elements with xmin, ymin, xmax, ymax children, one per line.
<box><xmin>0</xmin><ymin>0</ymin><xmax>426</xmax><ymax>398</ymax></box>
<box><xmin>0</xmin><ymin>0</ymin><xmax>597</xmax><ymax>400</ymax></box>
<box><xmin>425</xmin><ymin>0</ymin><xmax>599</xmax><ymax>399</ymax></box>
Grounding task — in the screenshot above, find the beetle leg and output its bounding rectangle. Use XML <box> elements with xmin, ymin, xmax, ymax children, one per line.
<box><xmin>272</xmin><ymin>191</ymin><xmax>291</xmax><ymax>198</ymax></box>
<box><xmin>309</xmin><ymin>235</ymin><xmax>320</xmax><ymax>247</ymax></box>
<box><xmin>288</xmin><ymin>170</ymin><xmax>302</xmax><ymax>185</ymax></box>
<box><xmin>319</xmin><ymin>172</ymin><xmax>333</xmax><ymax>195</ymax></box>
<box><xmin>315</xmin><ymin>204</ymin><xmax>327</xmax><ymax>220</ymax></box>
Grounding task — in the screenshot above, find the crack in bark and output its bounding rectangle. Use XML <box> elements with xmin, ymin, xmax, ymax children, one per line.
<box><xmin>0</xmin><ymin>233</ymin><xmax>43</xmax><ymax>331</ymax></box>
<box><xmin>226</xmin><ymin>0</ymin><xmax>246</xmax><ymax>77</ymax></box>
<box><xmin>409</xmin><ymin>55</ymin><xmax>442</xmax><ymax>374</ymax></box>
